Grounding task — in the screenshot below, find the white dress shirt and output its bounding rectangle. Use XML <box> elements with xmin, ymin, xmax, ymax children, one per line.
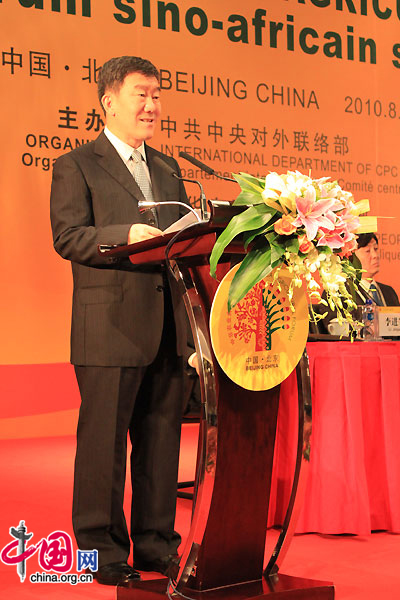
<box><xmin>359</xmin><ymin>279</ymin><xmax>386</xmax><ymax>306</ymax></box>
<box><xmin>104</xmin><ymin>127</ymin><xmax>151</xmax><ymax>183</ymax></box>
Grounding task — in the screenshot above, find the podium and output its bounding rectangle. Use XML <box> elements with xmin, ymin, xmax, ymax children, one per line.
<box><xmin>99</xmin><ymin>201</ymin><xmax>334</xmax><ymax>600</ymax></box>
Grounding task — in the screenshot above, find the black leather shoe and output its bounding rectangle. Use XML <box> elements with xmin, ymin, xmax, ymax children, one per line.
<box><xmin>92</xmin><ymin>561</ymin><xmax>141</xmax><ymax>586</ymax></box>
<box><xmin>134</xmin><ymin>553</ymin><xmax>179</xmax><ymax>577</ymax></box>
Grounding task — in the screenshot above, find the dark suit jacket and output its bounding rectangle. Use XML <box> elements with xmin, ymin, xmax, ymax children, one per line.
<box><xmin>378</xmin><ymin>282</ymin><xmax>400</xmax><ymax>307</ymax></box>
<box><xmin>50</xmin><ymin>131</ymin><xmax>188</xmax><ymax>367</ymax></box>
<box><xmin>313</xmin><ymin>280</ymin><xmax>400</xmax><ymax>334</ymax></box>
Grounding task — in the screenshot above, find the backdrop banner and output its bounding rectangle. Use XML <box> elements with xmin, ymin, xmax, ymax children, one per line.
<box><xmin>1</xmin><ymin>0</ymin><xmax>400</xmax><ymax>366</ymax></box>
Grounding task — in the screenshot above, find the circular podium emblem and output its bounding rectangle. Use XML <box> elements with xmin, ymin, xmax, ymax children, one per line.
<box><xmin>210</xmin><ymin>265</ymin><xmax>309</xmax><ymax>390</ymax></box>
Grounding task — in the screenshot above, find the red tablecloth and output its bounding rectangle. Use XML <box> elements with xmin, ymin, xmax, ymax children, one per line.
<box><xmin>268</xmin><ymin>341</ymin><xmax>400</xmax><ymax>535</ymax></box>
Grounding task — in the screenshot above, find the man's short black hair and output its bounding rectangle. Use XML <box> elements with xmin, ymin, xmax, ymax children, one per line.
<box><xmin>97</xmin><ymin>56</ymin><xmax>159</xmax><ymax>106</ymax></box>
<box><xmin>357</xmin><ymin>232</ymin><xmax>378</xmax><ymax>248</ymax></box>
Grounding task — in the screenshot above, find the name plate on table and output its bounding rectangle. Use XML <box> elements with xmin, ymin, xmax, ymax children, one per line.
<box><xmin>377</xmin><ymin>307</ymin><xmax>400</xmax><ymax>337</ymax></box>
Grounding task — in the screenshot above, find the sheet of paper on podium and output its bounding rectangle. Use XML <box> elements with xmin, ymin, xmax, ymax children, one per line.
<box><xmin>163</xmin><ymin>209</ymin><xmax>202</xmax><ymax>234</ymax></box>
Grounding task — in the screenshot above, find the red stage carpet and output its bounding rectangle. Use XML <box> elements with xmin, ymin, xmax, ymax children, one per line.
<box><xmin>1</xmin><ymin>425</ymin><xmax>399</xmax><ymax>599</ymax></box>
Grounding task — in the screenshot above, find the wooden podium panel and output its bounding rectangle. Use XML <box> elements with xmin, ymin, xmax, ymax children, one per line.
<box><xmin>101</xmin><ymin>201</ymin><xmax>334</xmax><ymax>599</ymax></box>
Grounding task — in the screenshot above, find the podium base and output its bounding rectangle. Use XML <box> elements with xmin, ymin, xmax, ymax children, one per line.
<box><xmin>117</xmin><ymin>574</ymin><xmax>334</xmax><ymax>600</ymax></box>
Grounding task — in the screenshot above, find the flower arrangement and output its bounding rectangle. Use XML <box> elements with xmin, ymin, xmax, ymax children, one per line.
<box><xmin>209</xmin><ymin>170</ymin><xmax>377</xmax><ymax>329</ymax></box>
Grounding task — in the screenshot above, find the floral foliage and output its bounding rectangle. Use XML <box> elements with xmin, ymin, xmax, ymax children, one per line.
<box><xmin>209</xmin><ymin>170</ymin><xmax>377</xmax><ymax>329</ymax></box>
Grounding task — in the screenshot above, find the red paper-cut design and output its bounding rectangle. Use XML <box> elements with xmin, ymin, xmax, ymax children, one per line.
<box><xmin>233</xmin><ymin>280</ymin><xmax>291</xmax><ymax>351</ymax></box>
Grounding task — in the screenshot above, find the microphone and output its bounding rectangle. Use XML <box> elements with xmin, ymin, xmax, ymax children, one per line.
<box><xmin>178</xmin><ymin>152</ymin><xmax>237</xmax><ymax>183</ymax></box>
<box><xmin>152</xmin><ymin>156</ymin><xmax>209</xmax><ymax>220</ymax></box>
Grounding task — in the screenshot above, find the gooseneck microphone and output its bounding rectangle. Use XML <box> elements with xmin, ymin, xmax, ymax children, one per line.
<box><xmin>145</xmin><ymin>156</ymin><xmax>208</xmax><ymax>221</ymax></box>
<box><xmin>178</xmin><ymin>152</ymin><xmax>237</xmax><ymax>183</ymax></box>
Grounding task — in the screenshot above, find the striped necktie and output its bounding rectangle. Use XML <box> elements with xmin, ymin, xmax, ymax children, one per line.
<box><xmin>129</xmin><ymin>149</ymin><xmax>158</xmax><ymax>226</ymax></box>
<box><xmin>130</xmin><ymin>149</ymin><xmax>154</xmax><ymax>201</ymax></box>
<box><xmin>370</xmin><ymin>282</ymin><xmax>383</xmax><ymax>306</ymax></box>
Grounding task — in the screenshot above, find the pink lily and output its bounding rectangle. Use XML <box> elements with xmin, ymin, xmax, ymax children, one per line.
<box><xmin>338</xmin><ymin>238</ymin><xmax>358</xmax><ymax>258</ymax></box>
<box><xmin>292</xmin><ymin>187</ymin><xmax>338</xmax><ymax>241</ymax></box>
<box><xmin>317</xmin><ymin>228</ymin><xmax>346</xmax><ymax>249</ymax></box>
<box><xmin>338</xmin><ymin>208</ymin><xmax>360</xmax><ymax>234</ymax></box>
<box><xmin>317</xmin><ymin>221</ymin><xmax>354</xmax><ymax>249</ymax></box>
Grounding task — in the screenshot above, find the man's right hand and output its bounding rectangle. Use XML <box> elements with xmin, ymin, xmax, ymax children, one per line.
<box><xmin>128</xmin><ymin>224</ymin><xmax>163</xmax><ymax>244</ymax></box>
<box><xmin>188</xmin><ymin>353</ymin><xmax>199</xmax><ymax>375</ymax></box>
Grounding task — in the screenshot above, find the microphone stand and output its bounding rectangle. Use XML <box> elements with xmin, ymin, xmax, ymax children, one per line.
<box><xmin>179</xmin><ymin>151</ymin><xmax>237</xmax><ymax>184</ymax></box>
<box><xmin>178</xmin><ymin>176</ymin><xmax>208</xmax><ymax>221</ymax></box>
<box><xmin>151</xmin><ymin>155</ymin><xmax>209</xmax><ymax>221</ymax></box>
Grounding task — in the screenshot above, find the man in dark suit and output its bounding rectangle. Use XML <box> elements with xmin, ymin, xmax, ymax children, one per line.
<box><xmin>354</xmin><ymin>233</ymin><xmax>399</xmax><ymax>307</ymax></box>
<box><xmin>50</xmin><ymin>56</ymin><xmax>188</xmax><ymax>586</ymax></box>
<box><xmin>314</xmin><ymin>233</ymin><xmax>399</xmax><ymax>334</ymax></box>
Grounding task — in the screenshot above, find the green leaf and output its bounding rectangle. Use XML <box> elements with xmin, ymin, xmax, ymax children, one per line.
<box><xmin>265</xmin><ymin>231</ymin><xmax>277</xmax><ymax>243</ymax></box>
<box><xmin>348</xmin><ymin>253</ymin><xmax>362</xmax><ymax>280</ymax></box>
<box><xmin>285</xmin><ymin>236</ymin><xmax>299</xmax><ymax>254</ymax></box>
<box><xmin>227</xmin><ymin>244</ymin><xmax>281</xmax><ymax>310</ymax></box>
<box><xmin>232</xmin><ymin>172</ymin><xmax>265</xmax><ymax>196</ymax></box>
<box><xmin>234</xmin><ymin>190</ymin><xmax>264</xmax><ymax>206</ymax></box>
<box><xmin>317</xmin><ymin>245</ymin><xmax>333</xmax><ymax>255</ymax></box>
<box><xmin>270</xmin><ymin>239</ymin><xmax>286</xmax><ymax>264</ymax></box>
<box><xmin>209</xmin><ymin>205</ymin><xmax>273</xmax><ymax>278</ymax></box>
<box><xmin>342</xmin><ymin>254</ymin><xmax>363</xmax><ymax>301</ymax></box>
<box><xmin>243</xmin><ymin>221</ymin><xmax>275</xmax><ymax>250</ymax></box>
<box><xmin>264</xmin><ymin>231</ymin><xmax>285</xmax><ymax>263</ymax></box>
